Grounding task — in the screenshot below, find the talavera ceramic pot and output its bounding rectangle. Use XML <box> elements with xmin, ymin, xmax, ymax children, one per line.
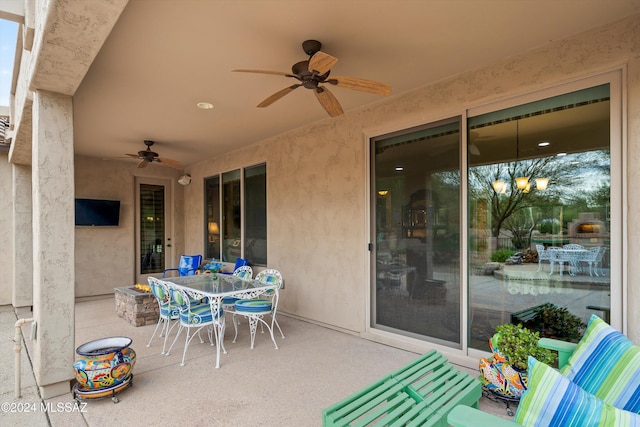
<box><xmin>73</xmin><ymin>336</ymin><xmax>136</xmax><ymax>390</ymax></box>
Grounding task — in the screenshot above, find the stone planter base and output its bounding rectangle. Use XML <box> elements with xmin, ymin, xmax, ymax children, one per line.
<box><xmin>115</xmin><ymin>286</ymin><xmax>159</xmax><ymax>327</ymax></box>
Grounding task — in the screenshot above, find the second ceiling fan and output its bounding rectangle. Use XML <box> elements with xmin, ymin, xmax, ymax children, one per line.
<box><xmin>233</xmin><ymin>40</ymin><xmax>391</xmax><ymax>117</ymax></box>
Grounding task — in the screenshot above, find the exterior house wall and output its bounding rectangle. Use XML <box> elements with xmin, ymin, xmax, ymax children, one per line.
<box><xmin>183</xmin><ymin>15</ymin><xmax>640</xmax><ymax>344</ymax></box>
<box><xmin>0</xmin><ymin>152</ymin><xmax>13</xmax><ymax>305</ymax></box>
<box><xmin>73</xmin><ymin>155</ymin><xmax>184</xmax><ymax>297</ymax></box>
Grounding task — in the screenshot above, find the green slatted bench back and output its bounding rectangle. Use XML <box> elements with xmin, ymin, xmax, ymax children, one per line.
<box><xmin>322</xmin><ymin>350</ymin><xmax>481</xmax><ymax>427</ymax></box>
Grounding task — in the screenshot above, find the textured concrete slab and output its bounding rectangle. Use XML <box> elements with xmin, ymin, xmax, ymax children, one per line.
<box><xmin>2</xmin><ymin>297</ymin><xmax>514</xmax><ymax>426</ymax></box>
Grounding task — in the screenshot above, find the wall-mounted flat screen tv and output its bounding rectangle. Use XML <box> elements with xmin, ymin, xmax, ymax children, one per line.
<box><xmin>75</xmin><ymin>198</ymin><xmax>121</xmax><ymax>226</ymax></box>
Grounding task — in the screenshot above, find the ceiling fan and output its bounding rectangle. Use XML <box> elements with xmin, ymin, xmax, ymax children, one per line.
<box><xmin>233</xmin><ymin>40</ymin><xmax>391</xmax><ymax>117</ymax></box>
<box><xmin>125</xmin><ymin>140</ymin><xmax>182</xmax><ymax>169</ymax></box>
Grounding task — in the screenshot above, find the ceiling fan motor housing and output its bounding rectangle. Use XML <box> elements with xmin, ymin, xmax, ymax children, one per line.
<box><xmin>302</xmin><ymin>39</ymin><xmax>322</xmax><ymax>56</ymax></box>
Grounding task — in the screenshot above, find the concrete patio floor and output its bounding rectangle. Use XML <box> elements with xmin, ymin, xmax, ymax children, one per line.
<box><xmin>1</xmin><ymin>297</ymin><xmax>513</xmax><ymax>426</ymax></box>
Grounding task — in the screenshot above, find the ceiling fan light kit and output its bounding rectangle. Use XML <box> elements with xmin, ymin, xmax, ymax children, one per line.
<box><xmin>233</xmin><ymin>40</ymin><xmax>391</xmax><ymax>117</ymax></box>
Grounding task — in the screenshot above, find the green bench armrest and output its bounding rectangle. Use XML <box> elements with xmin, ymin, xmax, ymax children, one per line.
<box><xmin>538</xmin><ymin>337</ymin><xmax>578</xmax><ymax>369</ymax></box>
<box><xmin>447</xmin><ymin>405</ymin><xmax>521</xmax><ymax>427</ymax></box>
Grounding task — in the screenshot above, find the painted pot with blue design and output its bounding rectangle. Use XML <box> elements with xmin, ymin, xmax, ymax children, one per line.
<box><xmin>73</xmin><ymin>336</ymin><xmax>136</xmax><ymax>390</ymax></box>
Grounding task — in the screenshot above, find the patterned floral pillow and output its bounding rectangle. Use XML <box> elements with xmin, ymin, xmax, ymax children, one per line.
<box><xmin>515</xmin><ymin>357</ymin><xmax>640</xmax><ymax>426</ymax></box>
<box><xmin>561</xmin><ymin>315</ymin><xmax>640</xmax><ymax>413</ymax></box>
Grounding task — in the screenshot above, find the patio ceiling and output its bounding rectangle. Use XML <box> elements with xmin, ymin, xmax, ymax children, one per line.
<box><xmin>70</xmin><ymin>1</ymin><xmax>640</xmax><ymax>169</ymax></box>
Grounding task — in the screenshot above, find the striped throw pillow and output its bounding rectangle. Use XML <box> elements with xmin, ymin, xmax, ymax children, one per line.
<box><xmin>561</xmin><ymin>315</ymin><xmax>640</xmax><ymax>413</ymax></box>
<box><xmin>515</xmin><ymin>357</ymin><xmax>640</xmax><ymax>426</ymax></box>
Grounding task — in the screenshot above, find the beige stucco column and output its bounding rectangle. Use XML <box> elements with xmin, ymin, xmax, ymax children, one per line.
<box><xmin>31</xmin><ymin>90</ymin><xmax>75</xmax><ymax>399</ymax></box>
<box><xmin>12</xmin><ymin>163</ymin><xmax>33</xmax><ymax>307</ymax></box>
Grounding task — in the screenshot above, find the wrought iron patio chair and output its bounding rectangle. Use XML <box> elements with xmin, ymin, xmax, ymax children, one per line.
<box><xmin>222</xmin><ymin>265</ymin><xmax>253</xmax><ymax>311</ymax></box>
<box><xmin>146</xmin><ymin>277</ymin><xmax>180</xmax><ymax>354</ymax></box>
<box><xmin>165</xmin><ymin>285</ymin><xmax>225</xmax><ymax>366</ymax></box>
<box><xmin>535</xmin><ymin>244</ymin><xmax>552</xmax><ymax>272</ymax></box>
<box><xmin>232</xmin><ymin>268</ymin><xmax>285</xmax><ymax>349</ymax></box>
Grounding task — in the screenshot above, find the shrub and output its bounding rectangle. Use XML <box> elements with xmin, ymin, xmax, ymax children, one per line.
<box><xmin>490</xmin><ymin>248</ymin><xmax>515</xmax><ymax>263</ymax></box>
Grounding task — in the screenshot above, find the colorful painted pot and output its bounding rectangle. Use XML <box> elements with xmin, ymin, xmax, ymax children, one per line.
<box><xmin>73</xmin><ymin>336</ymin><xmax>136</xmax><ymax>390</ymax></box>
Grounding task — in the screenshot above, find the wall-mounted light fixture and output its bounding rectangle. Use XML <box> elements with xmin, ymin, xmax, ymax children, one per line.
<box><xmin>178</xmin><ymin>174</ymin><xmax>191</xmax><ymax>186</ymax></box>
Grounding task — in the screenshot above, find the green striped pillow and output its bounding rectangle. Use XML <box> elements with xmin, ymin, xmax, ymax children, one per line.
<box><xmin>515</xmin><ymin>357</ymin><xmax>640</xmax><ymax>426</ymax></box>
<box><xmin>560</xmin><ymin>315</ymin><xmax>640</xmax><ymax>413</ymax></box>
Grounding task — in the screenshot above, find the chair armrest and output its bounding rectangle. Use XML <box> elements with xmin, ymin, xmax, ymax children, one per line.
<box><xmin>162</xmin><ymin>268</ymin><xmax>178</xmax><ymax>278</ymax></box>
<box><xmin>538</xmin><ymin>337</ymin><xmax>578</xmax><ymax>369</ymax></box>
<box><xmin>447</xmin><ymin>405</ymin><xmax>521</xmax><ymax>427</ymax></box>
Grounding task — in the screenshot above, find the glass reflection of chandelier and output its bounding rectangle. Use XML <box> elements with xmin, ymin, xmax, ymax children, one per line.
<box><xmin>492</xmin><ymin>120</ymin><xmax>549</xmax><ymax>194</ymax></box>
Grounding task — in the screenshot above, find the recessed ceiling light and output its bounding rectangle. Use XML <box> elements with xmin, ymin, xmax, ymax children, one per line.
<box><xmin>538</xmin><ymin>141</ymin><xmax>551</xmax><ymax>147</ymax></box>
<box><xmin>197</xmin><ymin>102</ymin><xmax>214</xmax><ymax>110</ymax></box>
<box><xmin>395</xmin><ymin>166</ymin><xmax>404</xmax><ymax>172</ymax></box>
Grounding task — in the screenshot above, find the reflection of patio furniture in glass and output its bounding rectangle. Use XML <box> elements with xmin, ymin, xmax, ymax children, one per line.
<box><xmin>535</xmin><ymin>244</ymin><xmax>556</xmax><ymax>272</ymax></box>
<box><xmin>594</xmin><ymin>247</ymin><xmax>608</xmax><ymax>276</ymax></box>
<box><xmin>562</xmin><ymin>243</ymin><xmax>584</xmax><ymax>250</ymax></box>
<box><xmin>550</xmin><ymin>248</ymin><xmax>587</xmax><ymax>276</ymax></box>
<box><xmin>578</xmin><ymin>247</ymin><xmax>602</xmax><ymax>276</ymax></box>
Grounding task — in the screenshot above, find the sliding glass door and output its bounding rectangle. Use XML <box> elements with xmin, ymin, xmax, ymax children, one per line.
<box><xmin>371</xmin><ymin>118</ymin><xmax>462</xmax><ymax>347</ymax></box>
<box><xmin>370</xmin><ymin>76</ymin><xmax>618</xmax><ymax>354</ymax></box>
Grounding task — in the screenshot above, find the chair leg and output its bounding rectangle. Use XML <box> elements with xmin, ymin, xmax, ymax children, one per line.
<box><xmin>272</xmin><ymin>316</ymin><xmax>285</xmax><ymax>339</ymax></box>
<box><xmin>146</xmin><ymin>316</ymin><xmax>166</xmax><ymax>348</ymax></box>
<box><xmin>162</xmin><ymin>319</ymin><xmax>179</xmax><ymax>354</ymax></box>
<box><xmin>232</xmin><ymin>314</ymin><xmax>240</xmax><ymax>343</ymax></box>
<box><xmin>165</xmin><ymin>324</ymin><xmax>185</xmax><ymax>356</ymax></box>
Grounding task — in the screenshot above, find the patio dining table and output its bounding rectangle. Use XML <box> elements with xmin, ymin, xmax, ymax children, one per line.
<box><xmin>157</xmin><ymin>273</ymin><xmax>279</xmax><ymax>368</ymax></box>
<box><xmin>549</xmin><ymin>248</ymin><xmax>588</xmax><ymax>276</ymax></box>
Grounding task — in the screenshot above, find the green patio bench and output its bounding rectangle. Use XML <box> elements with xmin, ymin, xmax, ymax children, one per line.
<box><xmin>509</xmin><ymin>304</ymin><xmax>545</xmax><ymax>325</ymax></box>
<box><xmin>322</xmin><ymin>350</ymin><xmax>481</xmax><ymax>426</ymax></box>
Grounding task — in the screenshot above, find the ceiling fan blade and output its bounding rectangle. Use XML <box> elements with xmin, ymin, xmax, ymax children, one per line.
<box><xmin>314</xmin><ymin>87</ymin><xmax>344</xmax><ymax>117</ymax></box>
<box><xmin>137</xmin><ymin>159</ymin><xmax>149</xmax><ymax>168</ymax></box>
<box><xmin>257</xmin><ymin>84</ymin><xmax>301</xmax><ymax>108</ymax></box>
<box><xmin>157</xmin><ymin>157</ymin><xmax>183</xmax><ymax>169</ymax></box>
<box><xmin>233</xmin><ymin>69</ymin><xmax>295</xmax><ymax>78</ymax></box>
<box><xmin>308</xmin><ymin>51</ymin><xmax>338</xmax><ymax>75</ymax></box>
<box><xmin>125</xmin><ymin>153</ymin><xmax>139</xmax><ymax>158</ymax></box>
<box><xmin>327</xmin><ymin>76</ymin><xmax>391</xmax><ymax>96</ymax></box>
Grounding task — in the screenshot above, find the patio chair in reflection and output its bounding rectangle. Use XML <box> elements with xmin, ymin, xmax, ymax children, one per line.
<box><xmin>536</xmin><ymin>244</ymin><xmax>552</xmax><ymax>272</ymax></box>
<box><xmin>579</xmin><ymin>246</ymin><xmax>601</xmax><ymax>276</ymax></box>
<box><xmin>562</xmin><ymin>243</ymin><xmax>584</xmax><ymax>250</ymax></box>
<box><xmin>232</xmin><ymin>269</ymin><xmax>285</xmax><ymax>349</ymax></box>
<box><xmin>146</xmin><ymin>278</ymin><xmax>180</xmax><ymax>354</ymax></box>
<box><xmin>165</xmin><ymin>286</ymin><xmax>225</xmax><ymax>366</ymax></box>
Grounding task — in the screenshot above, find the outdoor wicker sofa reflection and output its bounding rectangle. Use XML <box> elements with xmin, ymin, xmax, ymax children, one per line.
<box><xmin>150</xmin><ymin>273</ymin><xmax>280</xmax><ymax>368</ymax></box>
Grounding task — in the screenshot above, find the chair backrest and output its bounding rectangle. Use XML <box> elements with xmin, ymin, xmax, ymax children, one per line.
<box><xmin>149</xmin><ymin>278</ymin><xmax>168</xmax><ymax>302</ymax></box>
<box><xmin>178</xmin><ymin>255</ymin><xmax>203</xmax><ymax>276</ymax></box>
<box><xmin>233</xmin><ymin>257</ymin><xmax>249</xmax><ymax>271</ymax></box>
<box><xmin>255</xmin><ymin>269</ymin><xmax>283</xmax><ymax>288</ymax></box>
<box><xmin>536</xmin><ymin>244</ymin><xmax>551</xmax><ymax>260</ymax></box>
<box><xmin>563</xmin><ymin>244</ymin><xmax>584</xmax><ymax>250</ymax></box>
<box><xmin>233</xmin><ymin>265</ymin><xmax>253</xmax><ymax>280</ymax></box>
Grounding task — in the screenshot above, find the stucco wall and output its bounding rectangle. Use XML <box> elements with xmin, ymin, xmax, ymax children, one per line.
<box><xmin>74</xmin><ymin>155</ymin><xmax>184</xmax><ymax>297</ymax></box>
<box><xmin>183</xmin><ymin>15</ymin><xmax>640</xmax><ymax>341</ymax></box>
<box><xmin>0</xmin><ymin>152</ymin><xmax>13</xmax><ymax>305</ymax></box>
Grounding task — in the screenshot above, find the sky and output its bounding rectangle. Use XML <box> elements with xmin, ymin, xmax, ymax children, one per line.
<box><xmin>0</xmin><ymin>18</ymin><xmax>18</xmax><ymax>108</ymax></box>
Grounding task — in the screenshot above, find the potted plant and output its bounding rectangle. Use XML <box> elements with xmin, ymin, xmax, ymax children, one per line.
<box><xmin>526</xmin><ymin>303</ymin><xmax>586</xmax><ymax>342</ymax></box>
<box><xmin>479</xmin><ymin>323</ymin><xmax>555</xmax><ymax>401</ymax></box>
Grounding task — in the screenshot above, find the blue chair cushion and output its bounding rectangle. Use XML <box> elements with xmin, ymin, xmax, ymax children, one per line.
<box><xmin>235</xmin><ymin>299</ymin><xmax>272</xmax><ymax>313</ymax></box>
<box><xmin>179</xmin><ymin>304</ymin><xmax>222</xmax><ymax>324</ymax></box>
<box><xmin>159</xmin><ymin>303</ymin><xmax>179</xmax><ymax>318</ymax></box>
<box><xmin>222</xmin><ymin>296</ymin><xmax>239</xmax><ymax>305</ymax></box>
